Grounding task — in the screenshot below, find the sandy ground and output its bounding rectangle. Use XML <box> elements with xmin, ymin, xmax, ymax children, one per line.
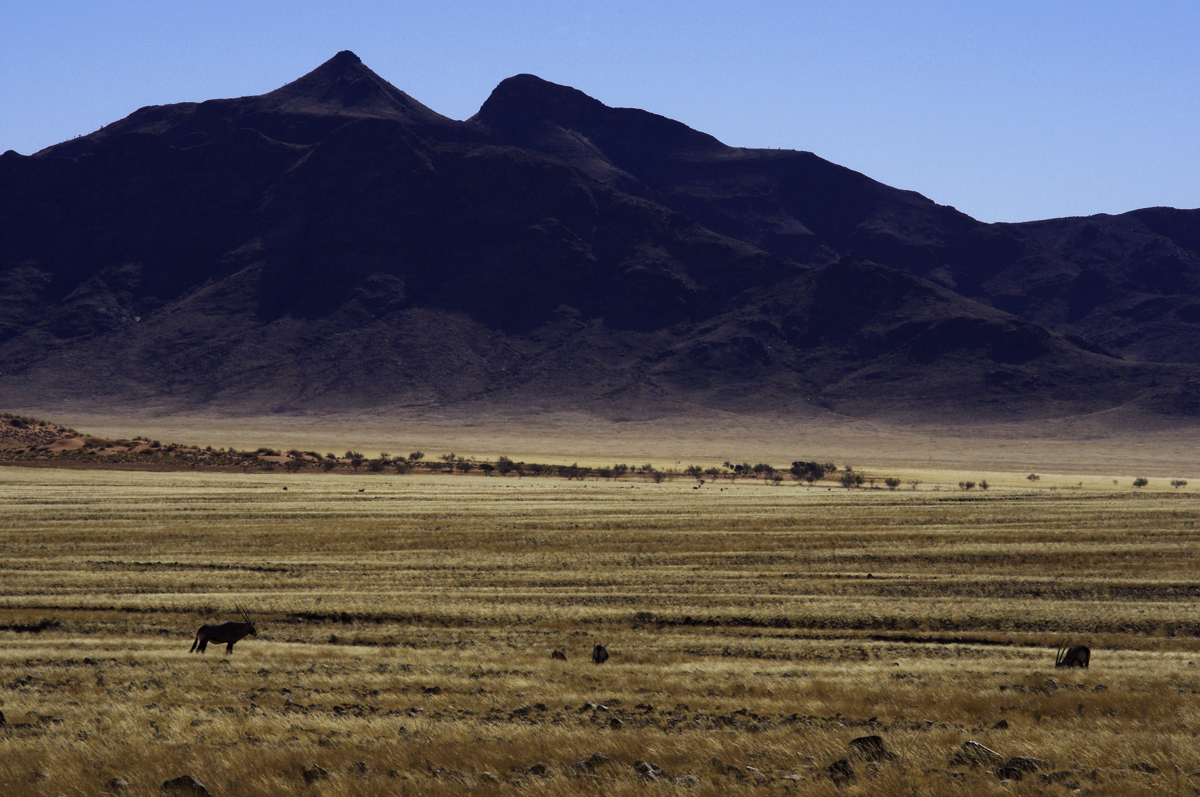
<box><xmin>23</xmin><ymin>405</ymin><xmax>1200</xmax><ymax>479</ymax></box>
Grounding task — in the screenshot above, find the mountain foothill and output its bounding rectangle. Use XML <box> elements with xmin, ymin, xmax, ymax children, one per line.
<box><xmin>2</xmin><ymin>51</ymin><xmax>1198</xmax><ymax>424</ymax></box>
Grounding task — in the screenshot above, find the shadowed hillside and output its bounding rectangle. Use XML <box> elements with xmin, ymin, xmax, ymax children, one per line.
<box><xmin>1</xmin><ymin>52</ymin><xmax>1197</xmax><ymax>422</ymax></box>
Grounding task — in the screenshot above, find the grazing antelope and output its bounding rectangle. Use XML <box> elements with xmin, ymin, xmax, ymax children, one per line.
<box><xmin>1055</xmin><ymin>643</ymin><xmax>1090</xmax><ymax>668</ymax></box>
<box><xmin>190</xmin><ymin>605</ymin><xmax>257</xmax><ymax>655</ymax></box>
<box><xmin>592</xmin><ymin>643</ymin><xmax>609</xmax><ymax>664</ymax></box>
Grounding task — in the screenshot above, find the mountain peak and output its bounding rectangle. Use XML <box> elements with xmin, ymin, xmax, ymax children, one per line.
<box><xmin>261</xmin><ymin>51</ymin><xmax>447</xmax><ymax>125</ymax></box>
<box><xmin>473</xmin><ymin>73</ymin><xmax>725</xmax><ymax>158</ymax></box>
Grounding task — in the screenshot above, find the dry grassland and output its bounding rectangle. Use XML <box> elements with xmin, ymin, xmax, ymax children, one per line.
<box><xmin>2</xmin><ymin>466</ymin><xmax>1200</xmax><ymax>795</ymax></box>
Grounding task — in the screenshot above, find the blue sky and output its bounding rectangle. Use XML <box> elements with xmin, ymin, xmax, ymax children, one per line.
<box><xmin>2</xmin><ymin>1</ymin><xmax>1197</xmax><ymax>223</ymax></box>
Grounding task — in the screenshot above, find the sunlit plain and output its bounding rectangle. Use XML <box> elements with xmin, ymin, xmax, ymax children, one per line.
<box><xmin>2</xmin><ymin>465</ymin><xmax>1200</xmax><ymax>795</ymax></box>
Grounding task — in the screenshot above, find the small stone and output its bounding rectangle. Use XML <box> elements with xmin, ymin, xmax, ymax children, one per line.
<box><xmin>348</xmin><ymin>761</ymin><xmax>368</xmax><ymax>776</ymax></box>
<box><xmin>572</xmin><ymin>752</ymin><xmax>611</xmax><ymax>773</ymax></box>
<box><xmin>1130</xmin><ymin>762</ymin><xmax>1160</xmax><ymax>774</ymax></box>
<box><xmin>480</xmin><ymin>772</ymin><xmax>500</xmax><ymax>783</ymax></box>
<box><xmin>949</xmin><ymin>741</ymin><xmax>1004</xmax><ymax>768</ymax></box>
<box><xmin>635</xmin><ymin>760</ymin><xmax>666</xmax><ymax>780</ymax></box>
<box><xmin>526</xmin><ymin>763</ymin><xmax>548</xmax><ymax>777</ymax></box>
<box><xmin>610</xmin><ymin>717</ymin><xmax>623</xmax><ymax>729</ymax></box>
<box><xmin>105</xmin><ymin>777</ymin><xmax>129</xmax><ymax>793</ymax></box>
<box><xmin>160</xmin><ymin>775</ymin><xmax>212</xmax><ymax>795</ymax></box>
<box><xmin>673</xmin><ymin>774</ymin><xmax>699</xmax><ymax>785</ymax></box>
<box><xmin>848</xmin><ymin>734</ymin><xmax>888</xmax><ymax>761</ymax></box>
<box><xmin>551</xmin><ymin>650</ymin><xmax>567</xmax><ymax>661</ymax></box>
<box><xmin>992</xmin><ymin>719</ymin><xmax>1009</xmax><ymax>730</ymax></box>
<box><xmin>828</xmin><ymin>758</ymin><xmax>855</xmax><ymax>783</ymax></box>
<box><xmin>302</xmin><ymin>765</ymin><xmax>330</xmax><ymax>784</ymax></box>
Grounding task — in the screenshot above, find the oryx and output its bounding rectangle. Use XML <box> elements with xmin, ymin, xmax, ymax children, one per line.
<box><xmin>190</xmin><ymin>604</ymin><xmax>257</xmax><ymax>655</ymax></box>
<box><xmin>1054</xmin><ymin>643</ymin><xmax>1090</xmax><ymax>669</ymax></box>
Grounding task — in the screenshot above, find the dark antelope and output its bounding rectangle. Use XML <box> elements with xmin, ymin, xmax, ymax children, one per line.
<box><xmin>190</xmin><ymin>605</ymin><xmax>257</xmax><ymax>655</ymax></box>
<box><xmin>1055</xmin><ymin>643</ymin><xmax>1090</xmax><ymax>668</ymax></box>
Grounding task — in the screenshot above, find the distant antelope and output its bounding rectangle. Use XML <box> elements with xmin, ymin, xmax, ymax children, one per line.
<box><xmin>190</xmin><ymin>605</ymin><xmax>257</xmax><ymax>655</ymax></box>
<box><xmin>1055</xmin><ymin>643</ymin><xmax>1090</xmax><ymax>668</ymax></box>
<box><xmin>592</xmin><ymin>643</ymin><xmax>609</xmax><ymax>664</ymax></box>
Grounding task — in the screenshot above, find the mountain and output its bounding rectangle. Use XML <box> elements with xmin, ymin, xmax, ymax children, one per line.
<box><xmin>1</xmin><ymin>52</ymin><xmax>1197</xmax><ymax>422</ymax></box>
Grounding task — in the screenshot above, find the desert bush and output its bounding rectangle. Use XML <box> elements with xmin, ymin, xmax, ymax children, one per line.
<box><xmin>1171</xmin><ymin>479</ymin><xmax>1188</xmax><ymax>488</ymax></box>
<box><xmin>884</xmin><ymin>477</ymin><xmax>902</xmax><ymax>490</ymax></box>
<box><xmin>497</xmin><ymin>456</ymin><xmax>515</xmax><ymax>475</ymax></box>
<box><xmin>958</xmin><ymin>481</ymin><xmax>976</xmax><ymax>490</ymax></box>
<box><xmin>790</xmin><ymin>461</ymin><xmax>826</xmax><ymax>483</ymax></box>
<box><xmin>840</xmin><ymin>472</ymin><xmax>865</xmax><ymax>489</ymax></box>
<box><xmin>408</xmin><ymin>451</ymin><xmax>424</xmax><ymax>462</ymax></box>
<box><xmin>979</xmin><ymin>479</ymin><xmax>989</xmax><ymax>490</ymax></box>
<box><xmin>1133</xmin><ymin>477</ymin><xmax>1149</xmax><ymax>487</ymax></box>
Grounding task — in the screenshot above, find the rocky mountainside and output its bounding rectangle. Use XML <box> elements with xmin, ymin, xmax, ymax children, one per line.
<box><xmin>1</xmin><ymin>52</ymin><xmax>1197</xmax><ymax>421</ymax></box>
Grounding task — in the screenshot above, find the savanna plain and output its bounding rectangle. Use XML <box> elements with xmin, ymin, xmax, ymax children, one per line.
<box><xmin>3</xmin><ymin>423</ymin><xmax>1200</xmax><ymax>796</ymax></box>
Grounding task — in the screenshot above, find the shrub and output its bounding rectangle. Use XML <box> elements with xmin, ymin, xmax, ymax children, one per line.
<box><xmin>408</xmin><ymin>452</ymin><xmax>424</xmax><ymax>462</ymax></box>
<box><xmin>1171</xmin><ymin>479</ymin><xmax>1188</xmax><ymax>488</ymax></box>
<box><xmin>613</xmin><ymin>464</ymin><xmax>629</xmax><ymax>477</ymax></box>
<box><xmin>497</xmin><ymin>456</ymin><xmax>515</xmax><ymax>475</ymax></box>
<box><xmin>1027</xmin><ymin>473</ymin><xmax>1040</xmax><ymax>481</ymax></box>
<box><xmin>979</xmin><ymin>480</ymin><xmax>989</xmax><ymax>490</ymax></box>
<box><xmin>790</xmin><ymin>461</ymin><xmax>826</xmax><ymax>483</ymax></box>
<box><xmin>884</xmin><ymin>478</ymin><xmax>901</xmax><ymax>490</ymax></box>
<box><xmin>840</xmin><ymin>472</ymin><xmax>865</xmax><ymax>489</ymax></box>
<box><xmin>1133</xmin><ymin>477</ymin><xmax>1149</xmax><ymax>487</ymax></box>
<box><xmin>958</xmin><ymin>481</ymin><xmax>976</xmax><ymax>490</ymax></box>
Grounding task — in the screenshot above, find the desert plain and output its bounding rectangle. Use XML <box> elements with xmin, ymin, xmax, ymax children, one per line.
<box><xmin>2</xmin><ymin>412</ymin><xmax>1200</xmax><ymax>795</ymax></box>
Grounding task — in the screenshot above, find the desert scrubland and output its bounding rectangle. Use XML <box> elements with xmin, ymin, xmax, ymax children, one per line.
<box><xmin>2</xmin><ymin>460</ymin><xmax>1200</xmax><ymax>795</ymax></box>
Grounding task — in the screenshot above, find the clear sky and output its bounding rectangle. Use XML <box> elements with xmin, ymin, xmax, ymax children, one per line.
<box><xmin>2</xmin><ymin>1</ymin><xmax>1197</xmax><ymax>223</ymax></box>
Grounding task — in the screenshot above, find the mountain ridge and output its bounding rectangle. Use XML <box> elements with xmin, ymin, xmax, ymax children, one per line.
<box><xmin>2</xmin><ymin>52</ymin><xmax>1198</xmax><ymax>423</ymax></box>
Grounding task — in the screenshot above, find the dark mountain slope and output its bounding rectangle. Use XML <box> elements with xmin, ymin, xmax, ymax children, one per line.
<box><xmin>473</xmin><ymin>75</ymin><xmax>1200</xmax><ymax>363</ymax></box>
<box><xmin>0</xmin><ymin>53</ymin><xmax>1196</xmax><ymax>420</ymax></box>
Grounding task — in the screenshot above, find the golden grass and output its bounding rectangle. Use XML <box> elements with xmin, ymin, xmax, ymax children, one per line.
<box><xmin>3</xmin><ymin>466</ymin><xmax>1200</xmax><ymax>794</ymax></box>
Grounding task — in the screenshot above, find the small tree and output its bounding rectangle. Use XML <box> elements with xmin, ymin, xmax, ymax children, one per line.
<box><xmin>497</xmin><ymin>456</ymin><xmax>515</xmax><ymax>475</ymax></box>
<box><xmin>408</xmin><ymin>451</ymin><xmax>424</xmax><ymax>462</ymax></box>
<box><xmin>1133</xmin><ymin>477</ymin><xmax>1149</xmax><ymax>487</ymax></box>
<box><xmin>840</xmin><ymin>472</ymin><xmax>865</xmax><ymax>489</ymax></box>
<box><xmin>958</xmin><ymin>481</ymin><xmax>976</xmax><ymax>491</ymax></box>
<box><xmin>1171</xmin><ymin>479</ymin><xmax>1188</xmax><ymax>488</ymax></box>
<box><xmin>979</xmin><ymin>479</ymin><xmax>989</xmax><ymax>490</ymax></box>
<box><xmin>884</xmin><ymin>477</ymin><xmax>901</xmax><ymax>490</ymax></box>
<box><xmin>790</xmin><ymin>461</ymin><xmax>826</xmax><ymax>483</ymax></box>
